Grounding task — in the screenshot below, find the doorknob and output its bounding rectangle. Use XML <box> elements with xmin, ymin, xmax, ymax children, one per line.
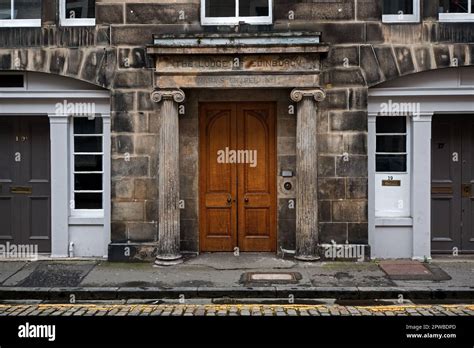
<box><xmin>244</xmin><ymin>197</ymin><xmax>249</xmax><ymax>203</ymax></box>
<box><xmin>462</xmin><ymin>184</ymin><xmax>471</xmax><ymax>198</ymax></box>
<box><xmin>227</xmin><ymin>195</ymin><xmax>232</xmax><ymax>205</ymax></box>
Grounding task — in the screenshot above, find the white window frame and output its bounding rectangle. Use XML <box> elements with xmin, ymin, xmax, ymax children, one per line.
<box><xmin>201</xmin><ymin>0</ymin><xmax>272</xmax><ymax>26</ymax></box>
<box><xmin>374</xmin><ymin>116</ymin><xmax>411</xmax><ymax>218</ymax></box>
<box><xmin>439</xmin><ymin>0</ymin><xmax>474</xmax><ymax>22</ymax></box>
<box><xmin>69</xmin><ymin>115</ymin><xmax>105</xmax><ymax>218</ymax></box>
<box><xmin>382</xmin><ymin>0</ymin><xmax>420</xmax><ymax>23</ymax></box>
<box><xmin>0</xmin><ymin>0</ymin><xmax>41</xmax><ymax>27</ymax></box>
<box><xmin>60</xmin><ymin>0</ymin><xmax>96</xmax><ymax>27</ymax></box>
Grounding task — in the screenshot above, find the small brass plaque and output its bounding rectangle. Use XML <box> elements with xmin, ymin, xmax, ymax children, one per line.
<box><xmin>382</xmin><ymin>180</ymin><xmax>401</xmax><ymax>187</ymax></box>
<box><xmin>10</xmin><ymin>186</ymin><xmax>32</xmax><ymax>194</ymax></box>
<box><xmin>432</xmin><ymin>187</ymin><xmax>453</xmax><ymax>195</ymax></box>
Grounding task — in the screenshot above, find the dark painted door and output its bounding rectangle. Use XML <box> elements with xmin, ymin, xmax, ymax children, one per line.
<box><xmin>0</xmin><ymin>116</ymin><xmax>51</xmax><ymax>252</ymax></box>
<box><xmin>431</xmin><ymin>115</ymin><xmax>474</xmax><ymax>253</ymax></box>
<box><xmin>199</xmin><ymin>102</ymin><xmax>276</xmax><ymax>252</ymax></box>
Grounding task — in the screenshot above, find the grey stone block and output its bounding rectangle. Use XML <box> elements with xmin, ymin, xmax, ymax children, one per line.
<box><xmin>348</xmin><ymin>223</ymin><xmax>368</xmax><ymax>244</ymax></box>
<box><xmin>347</xmin><ymin>178</ymin><xmax>368</xmax><ymax>199</ymax></box>
<box><xmin>330</xmin><ymin>111</ymin><xmax>367</xmax><ymax>132</ymax></box>
<box><xmin>332</xmin><ymin>201</ymin><xmax>367</xmax><ymax>223</ymax></box>
<box><xmin>394</xmin><ymin>46</ymin><xmax>416</xmax><ymax>75</ymax></box>
<box><xmin>320</xmin><ymin>222</ymin><xmax>347</xmax><ymax>244</ymax></box>
<box><xmin>96</xmin><ymin>4</ymin><xmax>124</xmax><ymax>24</ymax></box>
<box><xmin>319</xmin><ymin>178</ymin><xmax>345</xmax><ymax>200</ymax></box>
<box><xmin>112</xmin><ymin>157</ymin><xmax>149</xmax><ymax>177</ymax></box>
<box><xmin>112</xmin><ymin>201</ymin><xmax>144</xmax><ymax>222</ymax></box>
<box><xmin>336</xmin><ymin>155</ymin><xmax>368</xmax><ymax>177</ymax></box>
<box><xmin>127</xmin><ymin>222</ymin><xmax>157</xmax><ymax>242</ymax></box>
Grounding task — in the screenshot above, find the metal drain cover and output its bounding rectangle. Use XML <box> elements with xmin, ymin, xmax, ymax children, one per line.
<box><xmin>241</xmin><ymin>272</ymin><xmax>301</xmax><ymax>285</ymax></box>
<box><xmin>250</xmin><ymin>273</ymin><xmax>294</xmax><ymax>281</ymax></box>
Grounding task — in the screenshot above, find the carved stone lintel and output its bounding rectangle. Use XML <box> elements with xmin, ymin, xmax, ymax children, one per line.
<box><xmin>290</xmin><ymin>88</ymin><xmax>326</xmax><ymax>103</ymax></box>
<box><xmin>151</xmin><ymin>88</ymin><xmax>185</xmax><ymax>104</ymax></box>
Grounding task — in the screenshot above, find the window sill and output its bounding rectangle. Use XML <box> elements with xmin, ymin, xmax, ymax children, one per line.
<box><xmin>375</xmin><ymin>217</ymin><xmax>413</xmax><ymax>227</ymax></box>
<box><xmin>0</xmin><ymin>19</ymin><xmax>41</xmax><ymax>28</ymax></box>
<box><xmin>382</xmin><ymin>14</ymin><xmax>420</xmax><ymax>23</ymax></box>
<box><xmin>201</xmin><ymin>17</ymin><xmax>272</xmax><ymax>26</ymax></box>
<box><xmin>439</xmin><ymin>13</ymin><xmax>474</xmax><ymax>22</ymax></box>
<box><xmin>60</xmin><ymin>18</ymin><xmax>96</xmax><ymax>27</ymax></box>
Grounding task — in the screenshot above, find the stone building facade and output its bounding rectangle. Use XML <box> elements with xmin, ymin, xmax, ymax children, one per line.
<box><xmin>0</xmin><ymin>0</ymin><xmax>473</xmax><ymax>262</ymax></box>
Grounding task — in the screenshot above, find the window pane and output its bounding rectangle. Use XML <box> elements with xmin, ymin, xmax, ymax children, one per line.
<box><xmin>383</xmin><ymin>0</ymin><xmax>414</xmax><ymax>15</ymax></box>
<box><xmin>206</xmin><ymin>0</ymin><xmax>235</xmax><ymax>17</ymax></box>
<box><xmin>75</xmin><ymin>193</ymin><xmax>102</xmax><ymax>209</ymax></box>
<box><xmin>376</xmin><ymin>155</ymin><xmax>407</xmax><ymax>172</ymax></box>
<box><xmin>75</xmin><ymin>174</ymin><xmax>102</xmax><ymax>190</ymax></box>
<box><xmin>74</xmin><ymin>117</ymin><xmax>103</xmax><ymax>134</ymax></box>
<box><xmin>0</xmin><ymin>0</ymin><xmax>11</xmax><ymax>19</ymax></box>
<box><xmin>376</xmin><ymin>135</ymin><xmax>407</xmax><ymax>153</ymax></box>
<box><xmin>14</xmin><ymin>0</ymin><xmax>41</xmax><ymax>19</ymax></box>
<box><xmin>66</xmin><ymin>0</ymin><xmax>95</xmax><ymax>19</ymax></box>
<box><xmin>75</xmin><ymin>155</ymin><xmax>102</xmax><ymax>172</ymax></box>
<box><xmin>239</xmin><ymin>0</ymin><xmax>269</xmax><ymax>16</ymax></box>
<box><xmin>439</xmin><ymin>0</ymin><xmax>469</xmax><ymax>13</ymax></box>
<box><xmin>0</xmin><ymin>74</ymin><xmax>24</xmax><ymax>88</ymax></box>
<box><xmin>376</xmin><ymin>117</ymin><xmax>406</xmax><ymax>134</ymax></box>
<box><xmin>74</xmin><ymin>137</ymin><xmax>102</xmax><ymax>153</ymax></box>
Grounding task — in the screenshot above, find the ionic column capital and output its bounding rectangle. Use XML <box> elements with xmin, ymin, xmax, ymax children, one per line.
<box><xmin>290</xmin><ymin>88</ymin><xmax>326</xmax><ymax>103</ymax></box>
<box><xmin>151</xmin><ymin>88</ymin><xmax>185</xmax><ymax>103</ymax></box>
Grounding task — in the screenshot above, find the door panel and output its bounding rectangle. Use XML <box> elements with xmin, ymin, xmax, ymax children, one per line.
<box><xmin>200</xmin><ymin>104</ymin><xmax>237</xmax><ymax>251</ymax></box>
<box><xmin>199</xmin><ymin>102</ymin><xmax>276</xmax><ymax>252</ymax></box>
<box><xmin>237</xmin><ymin>104</ymin><xmax>276</xmax><ymax>251</ymax></box>
<box><xmin>431</xmin><ymin>115</ymin><xmax>474</xmax><ymax>253</ymax></box>
<box><xmin>431</xmin><ymin>116</ymin><xmax>461</xmax><ymax>252</ymax></box>
<box><xmin>461</xmin><ymin>116</ymin><xmax>474</xmax><ymax>251</ymax></box>
<box><xmin>0</xmin><ymin>116</ymin><xmax>51</xmax><ymax>252</ymax></box>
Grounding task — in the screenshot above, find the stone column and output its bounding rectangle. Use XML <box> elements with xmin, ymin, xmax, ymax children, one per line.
<box><xmin>290</xmin><ymin>88</ymin><xmax>326</xmax><ymax>261</ymax></box>
<box><xmin>151</xmin><ymin>88</ymin><xmax>185</xmax><ymax>266</ymax></box>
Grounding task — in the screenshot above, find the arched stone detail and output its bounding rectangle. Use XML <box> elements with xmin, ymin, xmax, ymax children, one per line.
<box><xmin>364</xmin><ymin>43</ymin><xmax>474</xmax><ymax>87</ymax></box>
<box><xmin>322</xmin><ymin>43</ymin><xmax>474</xmax><ymax>88</ymax></box>
<box><xmin>0</xmin><ymin>48</ymin><xmax>119</xmax><ymax>89</ymax></box>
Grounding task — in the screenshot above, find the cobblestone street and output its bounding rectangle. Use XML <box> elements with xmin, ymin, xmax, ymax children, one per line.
<box><xmin>0</xmin><ymin>303</ymin><xmax>473</xmax><ymax>317</ymax></box>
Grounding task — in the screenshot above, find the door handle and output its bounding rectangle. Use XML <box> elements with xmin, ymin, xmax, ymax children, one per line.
<box><xmin>10</xmin><ymin>186</ymin><xmax>32</xmax><ymax>194</ymax></box>
<box><xmin>227</xmin><ymin>194</ymin><xmax>232</xmax><ymax>205</ymax></box>
<box><xmin>244</xmin><ymin>197</ymin><xmax>249</xmax><ymax>203</ymax></box>
<box><xmin>462</xmin><ymin>184</ymin><xmax>471</xmax><ymax>198</ymax></box>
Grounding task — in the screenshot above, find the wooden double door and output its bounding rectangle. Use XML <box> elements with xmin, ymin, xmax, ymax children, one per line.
<box><xmin>0</xmin><ymin>116</ymin><xmax>51</xmax><ymax>252</ymax></box>
<box><xmin>199</xmin><ymin>102</ymin><xmax>276</xmax><ymax>252</ymax></box>
<box><xmin>431</xmin><ymin>115</ymin><xmax>474</xmax><ymax>253</ymax></box>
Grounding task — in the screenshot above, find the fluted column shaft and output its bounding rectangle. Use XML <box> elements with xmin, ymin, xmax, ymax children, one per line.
<box><xmin>151</xmin><ymin>89</ymin><xmax>185</xmax><ymax>266</ymax></box>
<box><xmin>291</xmin><ymin>88</ymin><xmax>326</xmax><ymax>261</ymax></box>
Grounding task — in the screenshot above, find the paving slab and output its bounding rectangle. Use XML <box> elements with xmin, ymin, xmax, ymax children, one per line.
<box><xmin>184</xmin><ymin>252</ymin><xmax>296</xmax><ymax>269</ymax></box>
<box><xmin>0</xmin><ymin>262</ymin><xmax>27</xmax><ymax>284</ymax></box>
<box><xmin>2</xmin><ymin>261</ymin><xmax>96</xmax><ymax>287</ymax></box>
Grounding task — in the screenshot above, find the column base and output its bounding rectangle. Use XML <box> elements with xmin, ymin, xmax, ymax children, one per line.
<box><xmin>294</xmin><ymin>254</ymin><xmax>321</xmax><ymax>262</ymax></box>
<box><xmin>154</xmin><ymin>255</ymin><xmax>183</xmax><ymax>267</ymax></box>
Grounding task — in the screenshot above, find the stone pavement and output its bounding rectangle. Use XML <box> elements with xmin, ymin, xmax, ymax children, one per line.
<box><xmin>0</xmin><ymin>303</ymin><xmax>473</xmax><ymax>316</ymax></box>
<box><xmin>0</xmin><ymin>253</ymin><xmax>473</xmax><ymax>301</ymax></box>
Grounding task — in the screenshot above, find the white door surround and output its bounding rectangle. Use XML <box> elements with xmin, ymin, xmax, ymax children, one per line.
<box><xmin>0</xmin><ymin>72</ymin><xmax>111</xmax><ymax>258</ymax></box>
<box><xmin>368</xmin><ymin>67</ymin><xmax>474</xmax><ymax>260</ymax></box>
